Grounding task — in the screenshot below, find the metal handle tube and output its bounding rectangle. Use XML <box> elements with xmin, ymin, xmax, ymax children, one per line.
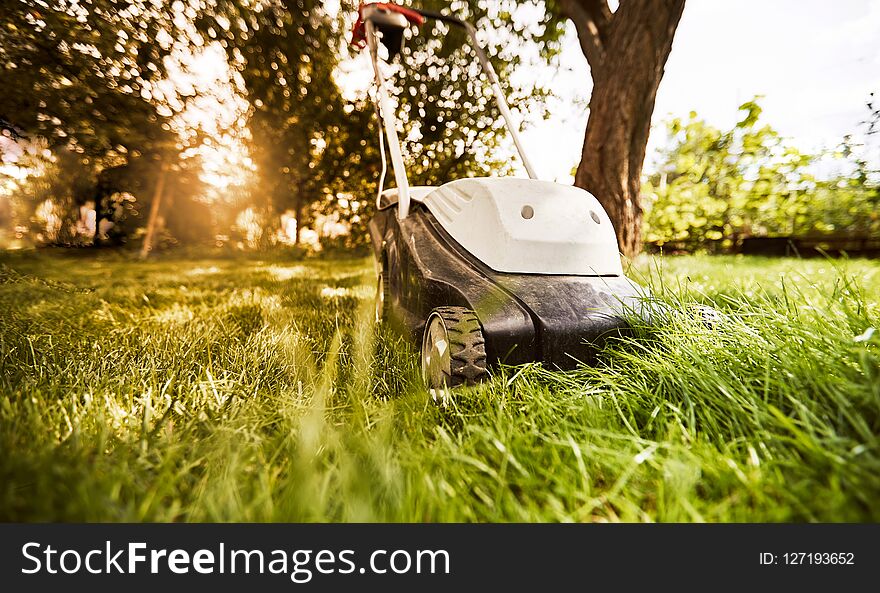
<box><xmin>463</xmin><ymin>23</ymin><xmax>538</xmax><ymax>180</ymax></box>
<box><xmin>366</xmin><ymin>19</ymin><xmax>411</xmax><ymax>219</ymax></box>
<box><xmin>413</xmin><ymin>10</ymin><xmax>538</xmax><ymax>179</ymax></box>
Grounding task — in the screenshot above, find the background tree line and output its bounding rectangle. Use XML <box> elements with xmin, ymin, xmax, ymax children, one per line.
<box><xmin>643</xmin><ymin>98</ymin><xmax>879</xmax><ymax>252</ymax></box>
<box><xmin>0</xmin><ymin>0</ymin><xmax>877</xmax><ymax>256</ymax></box>
<box><xmin>2</xmin><ymin>0</ymin><xmax>565</xmax><ymax>253</ymax></box>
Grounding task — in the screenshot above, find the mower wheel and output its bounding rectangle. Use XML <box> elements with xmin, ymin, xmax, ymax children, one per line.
<box><xmin>421</xmin><ymin>306</ymin><xmax>488</xmax><ymax>390</ymax></box>
<box><xmin>375</xmin><ymin>259</ymin><xmax>392</xmax><ymax>323</ymax></box>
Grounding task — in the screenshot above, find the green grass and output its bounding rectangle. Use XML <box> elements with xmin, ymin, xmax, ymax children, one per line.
<box><xmin>1</xmin><ymin>250</ymin><xmax>878</xmax><ymax>522</ymax></box>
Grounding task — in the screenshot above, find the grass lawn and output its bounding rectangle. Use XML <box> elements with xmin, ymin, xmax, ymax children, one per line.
<box><xmin>1</xmin><ymin>250</ymin><xmax>878</xmax><ymax>522</ymax></box>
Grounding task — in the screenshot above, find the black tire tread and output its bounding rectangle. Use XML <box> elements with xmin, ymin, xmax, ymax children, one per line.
<box><xmin>432</xmin><ymin>306</ymin><xmax>488</xmax><ymax>386</ymax></box>
<box><xmin>378</xmin><ymin>255</ymin><xmax>392</xmax><ymax>322</ymax></box>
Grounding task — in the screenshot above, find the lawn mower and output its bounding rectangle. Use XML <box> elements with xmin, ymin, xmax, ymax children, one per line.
<box><xmin>352</xmin><ymin>2</ymin><xmax>648</xmax><ymax>390</ymax></box>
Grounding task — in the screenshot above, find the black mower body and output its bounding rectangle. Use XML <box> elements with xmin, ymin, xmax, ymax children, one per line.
<box><xmin>369</xmin><ymin>203</ymin><xmax>646</xmax><ymax>369</ymax></box>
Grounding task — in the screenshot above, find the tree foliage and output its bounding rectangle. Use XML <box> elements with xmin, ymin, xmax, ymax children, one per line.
<box><xmin>196</xmin><ymin>0</ymin><xmax>546</xmax><ymax>248</ymax></box>
<box><xmin>0</xmin><ymin>0</ymin><xmax>180</xmax><ymax>159</ymax></box>
<box><xmin>196</xmin><ymin>1</ymin><xmax>345</xmax><ymax>244</ymax></box>
<box><xmin>1</xmin><ymin>0</ymin><xmax>560</xmax><ymax>250</ymax></box>
<box><xmin>1</xmin><ymin>0</ymin><xmax>207</xmax><ymax>245</ymax></box>
<box><xmin>1</xmin><ymin>1</ymin><xmax>877</xmax><ymax>254</ymax></box>
<box><xmin>643</xmin><ymin>99</ymin><xmax>880</xmax><ymax>250</ymax></box>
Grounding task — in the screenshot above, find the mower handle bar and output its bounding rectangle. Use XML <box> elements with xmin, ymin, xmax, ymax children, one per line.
<box><xmin>410</xmin><ymin>9</ymin><xmax>537</xmax><ymax>181</ymax></box>
<box><xmin>363</xmin><ymin>4</ymin><xmax>538</xmax><ymax>220</ymax></box>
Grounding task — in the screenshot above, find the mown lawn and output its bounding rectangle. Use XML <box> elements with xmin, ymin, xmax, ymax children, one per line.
<box><xmin>1</xmin><ymin>250</ymin><xmax>878</xmax><ymax>522</ymax></box>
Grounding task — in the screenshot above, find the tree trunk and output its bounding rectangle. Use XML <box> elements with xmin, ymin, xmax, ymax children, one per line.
<box><xmin>562</xmin><ymin>0</ymin><xmax>685</xmax><ymax>258</ymax></box>
<box><xmin>140</xmin><ymin>164</ymin><xmax>167</xmax><ymax>259</ymax></box>
<box><xmin>293</xmin><ymin>191</ymin><xmax>304</xmax><ymax>246</ymax></box>
<box><xmin>93</xmin><ymin>197</ymin><xmax>105</xmax><ymax>247</ymax></box>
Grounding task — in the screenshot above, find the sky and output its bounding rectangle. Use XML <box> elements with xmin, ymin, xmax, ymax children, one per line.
<box><xmin>517</xmin><ymin>0</ymin><xmax>880</xmax><ymax>182</ymax></box>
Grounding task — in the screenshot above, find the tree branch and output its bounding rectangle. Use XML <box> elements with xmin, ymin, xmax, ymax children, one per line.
<box><xmin>559</xmin><ymin>0</ymin><xmax>612</xmax><ymax>68</ymax></box>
